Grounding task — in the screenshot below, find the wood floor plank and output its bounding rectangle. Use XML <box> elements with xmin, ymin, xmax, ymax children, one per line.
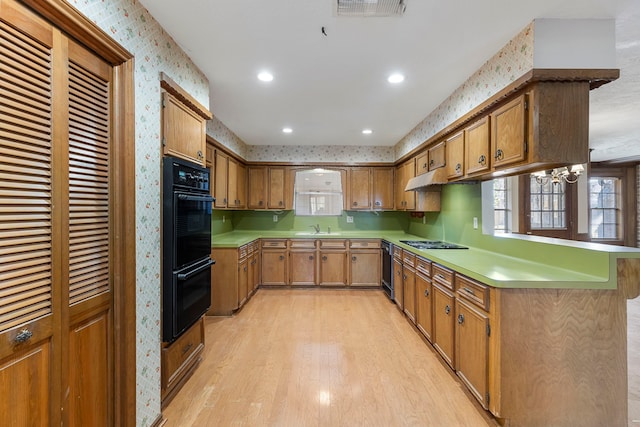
<box><xmin>162</xmin><ymin>289</ymin><xmax>499</xmax><ymax>426</ymax></box>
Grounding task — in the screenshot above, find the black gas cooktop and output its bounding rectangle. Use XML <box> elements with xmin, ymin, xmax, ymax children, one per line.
<box><xmin>399</xmin><ymin>240</ymin><xmax>468</xmax><ymax>250</ymax></box>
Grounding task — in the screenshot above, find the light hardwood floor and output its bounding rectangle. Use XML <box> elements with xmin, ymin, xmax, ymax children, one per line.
<box><xmin>630</xmin><ymin>297</ymin><xmax>640</xmax><ymax>427</ymax></box>
<box><xmin>163</xmin><ymin>289</ymin><xmax>499</xmax><ymax>426</ymax></box>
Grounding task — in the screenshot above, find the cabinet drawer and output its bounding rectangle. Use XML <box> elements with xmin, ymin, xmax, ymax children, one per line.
<box><xmin>393</xmin><ymin>246</ymin><xmax>403</xmax><ymax>259</ymax></box>
<box><xmin>320</xmin><ymin>239</ymin><xmax>347</xmax><ymax>249</ymax></box>
<box><xmin>290</xmin><ymin>239</ymin><xmax>317</xmax><ymax>249</ymax></box>
<box><xmin>455</xmin><ymin>274</ymin><xmax>490</xmax><ymax>311</ymax></box>
<box><xmin>402</xmin><ymin>251</ymin><xmax>416</xmax><ymax>267</ymax></box>
<box><xmin>249</xmin><ymin>240</ymin><xmax>259</xmax><ymax>253</ymax></box>
<box><xmin>416</xmin><ymin>256</ymin><xmax>432</xmax><ymax>277</ymax></box>
<box><xmin>261</xmin><ymin>239</ymin><xmax>287</xmax><ymax>249</ymax></box>
<box><xmin>162</xmin><ymin>318</ymin><xmax>204</xmax><ymax>393</ymax></box>
<box><xmin>349</xmin><ymin>239</ymin><xmax>380</xmax><ymax>249</ymax></box>
<box><xmin>432</xmin><ymin>264</ymin><xmax>454</xmax><ymax>290</ymax></box>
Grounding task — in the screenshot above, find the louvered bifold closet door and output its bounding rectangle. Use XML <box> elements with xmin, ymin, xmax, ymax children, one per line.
<box><xmin>66</xmin><ymin>39</ymin><xmax>113</xmax><ymax>427</ymax></box>
<box><xmin>0</xmin><ymin>3</ymin><xmax>55</xmax><ymax>424</ymax></box>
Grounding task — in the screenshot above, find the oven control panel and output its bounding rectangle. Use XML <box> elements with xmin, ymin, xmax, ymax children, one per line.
<box><xmin>168</xmin><ymin>158</ymin><xmax>210</xmax><ymax>192</ymax></box>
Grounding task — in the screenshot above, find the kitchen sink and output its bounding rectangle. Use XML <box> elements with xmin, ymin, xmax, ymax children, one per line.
<box><xmin>294</xmin><ymin>231</ymin><xmax>341</xmax><ymax>236</ymax></box>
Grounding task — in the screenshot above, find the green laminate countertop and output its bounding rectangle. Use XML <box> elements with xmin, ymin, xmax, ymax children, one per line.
<box><xmin>211</xmin><ymin>231</ymin><xmax>640</xmax><ymax>290</ymax></box>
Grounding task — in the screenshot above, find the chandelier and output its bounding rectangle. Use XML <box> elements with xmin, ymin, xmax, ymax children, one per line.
<box><xmin>532</xmin><ymin>164</ymin><xmax>585</xmax><ymax>185</ymax></box>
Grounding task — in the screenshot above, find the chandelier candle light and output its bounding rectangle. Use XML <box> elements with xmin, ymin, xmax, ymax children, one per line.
<box><xmin>532</xmin><ymin>164</ymin><xmax>585</xmax><ymax>185</ymax></box>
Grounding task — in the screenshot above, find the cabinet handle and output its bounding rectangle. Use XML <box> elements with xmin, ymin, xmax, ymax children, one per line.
<box><xmin>223</xmin><ymin>198</ymin><xmax>227</xmax><ymax>203</ymax></box>
<box><xmin>478</xmin><ymin>154</ymin><xmax>486</xmax><ymax>165</ymax></box>
<box><xmin>352</xmin><ymin>256</ymin><xmax>357</xmax><ymax>262</ymax></box>
<box><xmin>14</xmin><ymin>329</ymin><xmax>33</xmax><ymax>343</ymax></box>
<box><xmin>403</xmin><ymin>274</ymin><xmax>407</xmax><ymax>280</ymax></box>
<box><xmin>444</xmin><ymin>305</ymin><xmax>451</xmax><ymax>315</ymax></box>
<box><xmin>353</xmin><ymin>201</ymin><xmax>358</xmax><ymax>206</ymax></box>
<box><xmin>494</xmin><ymin>149</ymin><xmax>504</xmax><ymax>161</ymax></box>
<box><xmin>375</xmin><ymin>201</ymin><xmax>381</xmax><ymax>206</ymax></box>
<box><xmin>182</xmin><ymin>342</ymin><xmax>193</xmax><ymax>355</ymax></box>
<box><xmin>322</xmin><ymin>256</ymin><xmax>328</xmax><ymax>261</ymax></box>
<box><xmin>197</xmin><ymin>150</ymin><xmax>203</xmax><ymax>158</ymax></box>
<box><xmin>458</xmin><ymin>314</ymin><xmax>465</xmax><ymax>324</ymax></box>
<box><xmin>463</xmin><ymin>287</ymin><xmax>475</xmax><ymax>295</ymax></box>
<box><xmin>422</xmin><ymin>162</ymin><xmax>427</xmax><ymax>170</ymax></box>
<box><xmin>435</xmin><ymin>273</ymin><xmax>445</xmax><ymax>281</ymax></box>
<box><xmin>259</xmin><ymin>200</ymin><xmax>264</xmax><ymax>206</ymax></box>
<box><xmin>278</xmin><ymin>201</ymin><xmax>283</xmax><ymax>206</ymax></box>
<box><xmin>279</xmin><ymin>255</ymin><xmax>284</xmax><ymax>261</ymax></box>
<box><xmin>243</xmin><ymin>266</ymin><xmax>247</xmax><ymax>272</ymax></box>
<box><xmin>309</xmin><ymin>255</ymin><xmax>314</xmax><ymax>260</ymax></box>
<box><xmin>424</xmin><ymin>289</ymin><xmax>430</xmax><ymax>297</ymax></box>
<box><xmin>429</xmin><ymin>159</ymin><xmax>435</xmax><ymax>167</ymax></box>
<box><xmin>455</xmin><ymin>163</ymin><xmax>461</xmax><ymax>173</ymax></box>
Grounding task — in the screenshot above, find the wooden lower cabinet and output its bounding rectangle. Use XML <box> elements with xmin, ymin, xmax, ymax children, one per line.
<box><xmin>349</xmin><ymin>250</ymin><xmax>381</xmax><ymax>286</ymax></box>
<box><xmin>161</xmin><ymin>318</ymin><xmax>205</xmax><ymax>406</ymax></box>
<box><xmin>432</xmin><ymin>279</ymin><xmax>455</xmax><ymax>368</ymax></box>
<box><xmin>455</xmin><ymin>298</ymin><xmax>489</xmax><ymax>409</ymax></box>
<box><xmin>402</xmin><ymin>264</ymin><xmax>416</xmax><ymax>323</ymax></box>
<box><xmin>318</xmin><ymin>240</ymin><xmax>347</xmax><ymax>286</ymax></box>
<box><xmin>393</xmin><ymin>257</ymin><xmax>404</xmax><ymax>310</ymax></box>
<box><xmin>261</xmin><ymin>239</ymin><xmax>288</xmax><ymax>286</ymax></box>
<box><xmin>415</xmin><ymin>272</ymin><xmax>433</xmax><ymax>342</ymax></box>
<box><xmin>210</xmin><ymin>242</ymin><xmax>257</xmax><ymax>315</ymax></box>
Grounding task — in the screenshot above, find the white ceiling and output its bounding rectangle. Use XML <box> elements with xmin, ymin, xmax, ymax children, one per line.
<box><xmin>139</xmin><ymin>0</ymin><xmax>640</xmax><ymax>163</ymax></box>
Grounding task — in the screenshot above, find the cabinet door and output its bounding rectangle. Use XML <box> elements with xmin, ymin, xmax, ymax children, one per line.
<box><xmin>261</xmin><ymin>250</ymin><xmax>288</xmax><ymax>285</ymax></box>
<box><xmin>445</xmin><ymin>131</ymin><xmax>465</xmax><ymax>179</ymax></box>
<box><xmin>248</xmin><ymin>167</ymin><xmax>267</xmax><ymax>209</ymax></box>
<box><xmin>491</xmin><ymin>94</ymin><xmax>527</xmax><ymax>169</ymax></box>
<box><xmin>236</xmin><ymin>162</ymin><xmax>246</xmax><ymax>209</ymax></box>
<box><xmin>349</xmin><ymin>168</ymin><xmax>371</xmax><ymax>210</ymax></box>
<box><xmin>432</xmin><ymin>282</ymin><xmax>455</xmax><ymax>368</ymax></box>
<box><xmin>395</xmin><ymin>160</ymin><xmax>415</xmax><ymax>210</ymax></box>
<box><xmin>349</xmin><ymin>250</ymin><xmax>380</xmax><ymax>286</ymax></box>
<box><xmin>393</xmin><ymin>258</ymin><xmax>404</xmax><ymax>309</ymax></box>
<box><xmin>162</xmin><ymin>91</ymin><xmax>206</xmax><ymax>166</ymax></box>
<box><xmin>268</xmin><ymin>167</ymin><xmax>286</xmax><ymax>209</ymax></box>
<box><xmin>319</xmin><ymin>251</ymin><xmax>347</xmax><ymax>286</ymax></box>
<box><xmin>214</xmin><ymin>151</ymin><xmax>228</xmax><ymax>208</ymax></box>
<box><xmin>455</xmin><ymin>298</ymin><xmax>489</xmax><ymax>409</ymax></box>
<box><xmin>227</xmin><ymin>158</ymin><xmax>239</xmax><ymax>208</ymax></box>
<box><xmin>415</xmin><ymin>273</ymin><xmax>433</xmax><ymax>342</ymax></box>
<box><xmin>416</xmin><ymin>152</ymin><xmax>429</xmax><ymax>176</ymax></box>
<box><xmin>428</xmin><ymin>141</ymin><xmax>446</xmax><ymax>171</ymax></box>
<box><xmin>371</xmin><ymin>167</ymin><xmax>394</xmax><ymax>210</ymax></box>
<box><xmin>403</xmin><ymin>265</ymin><xmax>416</xmax><ymax>323</ymax></box>
<box><xmin>290</xmin><ymin>251</ymin><xmax>317</xmax><ymax>286</ymax></box>
<box><xmin>465</xmin><ymin>117</ymin><xmax>490</xmax><ymax>176</ymax></box>
<box><xmin>238</xmin><ymin>258</ymin><xmax>249</xmax><ymax>306</ymax></box>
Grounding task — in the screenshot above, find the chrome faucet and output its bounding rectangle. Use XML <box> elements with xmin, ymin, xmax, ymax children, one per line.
<box><xmin>310</xmin><ymin>224</ymin><xmax>321</xmax><ymax>234</ymax></box>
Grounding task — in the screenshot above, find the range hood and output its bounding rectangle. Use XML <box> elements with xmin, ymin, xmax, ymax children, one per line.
<box><xmin>404</xmin><ymin>168</ymin><xmax>448</xmax><ymax>191</ymax></box>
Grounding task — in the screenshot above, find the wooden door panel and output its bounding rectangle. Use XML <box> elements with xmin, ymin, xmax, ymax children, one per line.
<box><xmin>455</xmin><ymin>299</ymin><xmax>489</xmax><ymax>409</ymax></box>
<box><xmin>214</xmin><ymin>151</ymin><xmax>228</xmax><ymax>208</ymax></box>
<box><xmin>261</xmin><ymin>251</ymin><xmax>287</xmax><ymax>285</ymax></box>
<box><xmin>69</xmin><ymin>312</ymin><xmax>110</xmax><ymax>426</ymax></box>
<box><xmin>491</xmin><ymin>94</ymin><xmax>527</xmax><ymax>168</ymax></box>
<box><xmin>268</xmin><ymin>167</ymin><xmax>285</xmax><ymax>209</ymax></box>
<box><xmin>349</xmin><ymin>251</ymin><xmax>379</xmax><ymax>286</ymax></box>
<box><xmin>432</xmin><ymin>283</ymin><xmax>455</xmax><ymax>368</ymax></box>
<box><xmin>0</xmin><ymin>342</ymin><xmax>51</xmax><ymax>426</ymax></box>
<box><xmin>465</xmin><ymin>117</ymin><xmax>490</xmax><ymax>176</ymax></box>
<box><xmin>371</xmin><ymin>168</ymin><xmax>393</xmax><ymax>210</ymax></box>
<box><xmin>248</xmin><ymin>167</ymin><xmax>267</xmax><ymax>209</ymax></box>
<box><xmin>349</xmin><ymin>168</ymin><xmax>370</xmax><ymax>210</ymax></box>
<box><xmin>415</xmin><ymin>274</ymin><xmax>432</xmax><ymax>342</ymax></box>
<box><xmin>319</xmin><ymin>251</ymin><xmax>346</xmax><ymax>286</ymax></box>
<box><xmin>290</xmin><ymin>251</ymin><xmax>316</xmax><ymax>286</ymax></box>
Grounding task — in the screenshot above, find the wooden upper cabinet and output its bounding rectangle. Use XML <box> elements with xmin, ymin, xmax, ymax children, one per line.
<box><xmin>491</xmin><ymin>94</ymin><xmax>527</xmax><ymax>169</ymax></box>
<box><xmin>416</xmin><ymin>152</ymin><xmax>430</xmax><ymax>176</ymax></box>
<box><xmin>268</xmin><ymin>167</ymin><xmax>286</xmax><ymax>209</ymax></box>
<box><xmin>465</xmin><ymin>116</ymin><xmax>490</xmax><ymax>176</ymax></box>
<box><xmin>395</xmin><ymin>160</ymin><xmax>416</xmax><ymax>210</ymax></box>
<box><xmin>349</xmin><ymin>168</ymin><xmax>372</xmax><ymax>210</ymax></box>
<box><xmin>162</xmin><ymin>92</ymin><xmax>206</xmax><ymax>165</ymax></box>
<box><xmin>248</xmin><ymin>167</ymin><xmax>288</xmax><ymax>209</ymax></box>
<box><xmin>248</xmin><ymin>167</ymin><xmax>267</xmax><ymax>209</ymax></box>
<box><xmin>214</xmin><ymin>150</ymin><xmax>229</xmax><ymax>208</ymax></box>
<box><xmin>445</xmin><ymin>132</ymin><xmax>464</xmax><ymax>179</ymax></box>
<box><xmin>372</xmin><ymin>167</ymin><xmax>394</xmax><ymax>210</ymax></box>
<box><xmin>235</xmin><ymin>162</ymin><xmax>246</xmax><ymax>209</ymax></box>
<box><xmin>428</xmin><ymin>141</ymin><xmax>446</xmax><ymax>171</ymax></box>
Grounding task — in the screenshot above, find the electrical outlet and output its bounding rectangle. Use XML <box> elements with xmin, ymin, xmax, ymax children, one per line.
<box><xmin>346</xmin><ymin>215</ymin><xmax>354</xmax><ymax>223</ymax></box>
<box><xmin>473</xmin><ymin>217</ymin><xmax>478</xmax><ymax>229</ymax></box>
<box><xmin>273</xmin><ymin>215</ymin><xmax>278</xmax><ymax>222</ymax></box>
<box><xmin>222</xmin><ymin>215</ymin><xmax>225</xmax><ymax>223</ymax></box>
<box><xmin>423</xmin><ymin>215</ymin><xmax>426</xmax><ymax>224</ymax></box>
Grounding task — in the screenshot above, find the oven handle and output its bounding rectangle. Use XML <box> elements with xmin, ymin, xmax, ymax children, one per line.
<box><xmin>177</xmin><ymin>193</ymin><xmax>214</xmax><ymax>203</ymax></box>
<box><xmin>177</xmin><ymin>258</ymin><xmax>216</xmax><ymax>281</ymax></box>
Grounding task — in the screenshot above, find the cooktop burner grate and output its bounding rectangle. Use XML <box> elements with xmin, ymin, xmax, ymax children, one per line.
<box><xmin>399</xmin><ymin>240</ymin><xmax>468</xmax><ymax>250</ymax></box>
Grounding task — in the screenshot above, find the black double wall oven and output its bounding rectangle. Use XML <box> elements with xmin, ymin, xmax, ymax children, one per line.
<box><xmin>162</xmin><ymin>156</ymin><xmax>215</xmax><ymax>342</ymax></box>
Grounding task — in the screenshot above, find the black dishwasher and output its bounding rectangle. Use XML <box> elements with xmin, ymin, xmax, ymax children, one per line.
<box><xmin>381</xmin><ymin>240</ymin><xmax>393</xmax><ymax>300</ymax></box>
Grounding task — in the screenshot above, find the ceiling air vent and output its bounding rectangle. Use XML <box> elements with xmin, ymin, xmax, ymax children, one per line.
<box><xmin>336</xmin><ymin>0</ymin><xmax>407</xmax><ymax>17</ymax></box>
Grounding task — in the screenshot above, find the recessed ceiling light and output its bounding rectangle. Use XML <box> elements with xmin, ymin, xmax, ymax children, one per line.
<box><xmin>282</xmin><ymin>127</ymin><xmax>293</xmax><ymax>133</ymax></box>
<box><xmin>387</xmin><ymin>73</ymin><xmax>405</xmax><ymax>84</ymax></box>
<box><xmin>258</xmin><ymin>71</ymin><xmax>274</xmax><ymax>82</ymax></box>
<box><xmin>362</xmin><ymin>129</ymin><xmax>373</xmax><ymax>135</ymax></box>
